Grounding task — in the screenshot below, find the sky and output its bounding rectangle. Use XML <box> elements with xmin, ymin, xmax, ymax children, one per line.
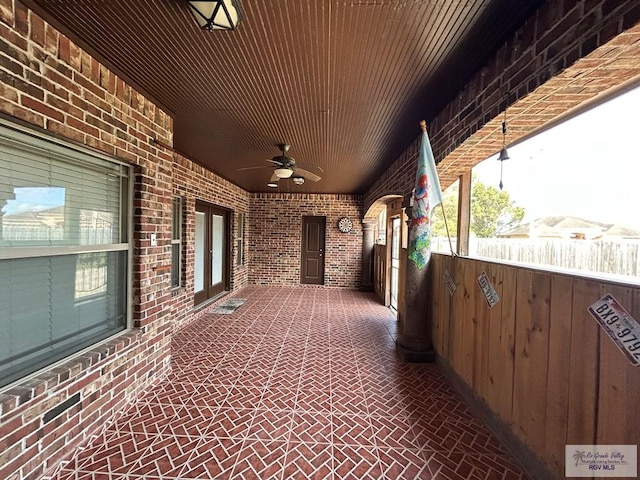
<box><xmin>2</xmin><ymin>187</ymin><xmax>66</xmax><ymax>215</ymax></box>
<box><xmin>473</xmin><ymin>84</ymin><xmax>640</xmax><ymax>228</ymax></box>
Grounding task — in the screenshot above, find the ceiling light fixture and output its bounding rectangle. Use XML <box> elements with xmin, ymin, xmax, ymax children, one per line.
<box><xmin>497</xmin><ymin>108</ymin><xmax>510</xmax><ymax>190</ymax></box>
<box><xmin>292</xmin><ymin>176</ymin><xmax>305</xmax><ymax>186</ymax></box>
<box><xmin>188</xmin><ymin>1</ymin><xmax>239</xmax><ymax>31</ymax></box>
<box><xmin>274</xmin><ymin>167</ymin><xmax>293</xmax><ymax>179</ymax></box>
<box><xmin>267</xmin><ymin>182</ymin><xmax>278</xmax><ymax>188</ymax></box>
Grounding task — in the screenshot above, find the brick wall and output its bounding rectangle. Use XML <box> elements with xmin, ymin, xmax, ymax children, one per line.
<box><xmin>0</xmin><ymin>3</ymin><xmax>249</xmax><ymax>479</ymax></box>
<box><xmin>365</xmin><ymin>0</ymin><xmax>640</xmax><ymax>212</ymax></box>
<box><xmin>249</xmin><ymin>193</ymin><xmax>364</xmax><ymax>288</ymax></box>
<box><xmin>0</xmin><ymin>3</ymin><xmax>173</xmax><ymax>479</ymax></box>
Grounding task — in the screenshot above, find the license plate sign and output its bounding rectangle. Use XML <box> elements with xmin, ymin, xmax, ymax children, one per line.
<box><xmin>588</xmin><ymin>294</ymin><xmax>640</xmax><ymax>367</ymax></box>
<box><xmin>477</xmin><ymin>271</ymin><xmax>499</xmax><ymax>309</ymax></box>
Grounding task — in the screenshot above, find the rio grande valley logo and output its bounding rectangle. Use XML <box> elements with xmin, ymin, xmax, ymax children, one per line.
<box><xmin>566</xmin><ymin>445</ymin><xmax>637</xmax><ymax>477</ymax></box>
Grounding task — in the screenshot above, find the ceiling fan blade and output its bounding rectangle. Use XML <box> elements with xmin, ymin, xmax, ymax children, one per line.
<box><xmin>236</xmin><ymin>165</ymin><xmax>271</xmax><ymax>171</ymax></box>
<box><xmin>295</xmin><ymin>168</ymin><xmax>321</xmax><ymax>182</ymax></box>
<box><xmin>295</xmin><ymin>163</ymin><xmax>324</xmax><ymax>173</ymax></box>
<box><xmin>266</xmin><ymin>159</ymin><xmax>282</xmax><ymax>165</ymax></box>
<box><xmin>269</xmin><ymin>172</ymin><xmax>279</xmax><ymax>182</ymax></box>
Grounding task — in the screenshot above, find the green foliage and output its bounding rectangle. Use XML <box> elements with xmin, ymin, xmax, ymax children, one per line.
<box><xmin>431</xmin><ymin>175</ymin><xmax>525</xmax><ymax>238</ymax></box>
<box><xmin>431</xmin><ymin>182</ymin><xmax>458</xmax><ymax>237</ymax></box>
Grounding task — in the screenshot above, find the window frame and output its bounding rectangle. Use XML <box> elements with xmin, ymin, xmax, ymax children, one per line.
<box><xmin>171</xmin><ymin>196</ymin><xmax>183</xmax><ymax>288</ymax></box>
<box><xmin>0</xmin><ymin>119</ymin><xmax>133</xmax><ymax>389</ymax></box>
<box><xmin>237</xmin><ymin>212</ymin><xmax>244</xmax><ymax>266</ymax></box>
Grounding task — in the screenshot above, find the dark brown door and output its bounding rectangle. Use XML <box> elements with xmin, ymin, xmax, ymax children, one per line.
<box><xmin>301</xmin><ymin>216</ymin><xmax>325</xmax><ymax>285</ymax></box>
<box><xmin>194</xmin><ymin>202</ymin><xmax>230</xmax><ymax>305</ymax></box>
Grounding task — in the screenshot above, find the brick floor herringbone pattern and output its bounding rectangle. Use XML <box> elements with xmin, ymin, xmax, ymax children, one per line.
<box><xmin>50</xmin><ymin>286</ymin><xmax>529</xmax><ymax>480</ymax></box>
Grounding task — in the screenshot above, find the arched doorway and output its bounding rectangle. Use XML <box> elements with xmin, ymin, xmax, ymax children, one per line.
<box><xmin>363</xmin><ymin>194</ymin><xmax>406</xmax><ymax>312</ymax></box>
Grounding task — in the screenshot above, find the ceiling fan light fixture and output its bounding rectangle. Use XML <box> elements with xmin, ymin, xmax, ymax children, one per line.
<box><xmin>188</xmin><ymin>0</ymin><xmax>239</xmax><ymax>31</ymax></box>
<box><xmin>292</xmin><ymin>176</ymin><xmax>305</xmax><ymax>185</ymax></box>
<box><xmin>274</xmin><ymin>167</ymin><xmax>293</xmax><ymax>179</ymax></box>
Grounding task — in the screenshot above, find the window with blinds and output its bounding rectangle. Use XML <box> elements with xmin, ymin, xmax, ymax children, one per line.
<box><xmin>237</xmin><ymin>212</ymin><xmax>244</xmax><ymax>266</ymax></box>
<box><xmin>171</xmin><ymin>197</ymin><xmax>182</xmax><ymax>288</ymax></box>
<box><xmin>0</xmin><ymin>124</ymin><xmax>131</xmax><ymax>389</ymax></box>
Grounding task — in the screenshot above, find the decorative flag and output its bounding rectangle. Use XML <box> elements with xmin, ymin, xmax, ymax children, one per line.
<box><xmin>408</xmin><ymin>122</ymin><xmax>443</xmax><ymax>269</ymax></box>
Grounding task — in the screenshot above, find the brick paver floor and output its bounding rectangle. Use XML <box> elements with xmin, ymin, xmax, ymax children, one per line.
<box><xmin>50</xmin><ymin>286</ymin><xmax>529</xmax><ymax>479</ymax></box>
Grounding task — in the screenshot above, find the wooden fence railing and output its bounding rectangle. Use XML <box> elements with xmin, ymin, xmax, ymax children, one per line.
<box><xmin>471</xmin><ymin>238</ymin><xmax>640</xmax><ymax>278</ymax></box>
<box><xmin>430</xmin><ymin>253</ymin><xmax>640</xmax><ymax>478</ymax></box>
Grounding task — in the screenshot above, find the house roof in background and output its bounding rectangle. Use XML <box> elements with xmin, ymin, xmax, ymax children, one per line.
<box><xmin>498</xmin><ymin>216</ymin><xmax>640</xmax><ymax>239</ymax></box>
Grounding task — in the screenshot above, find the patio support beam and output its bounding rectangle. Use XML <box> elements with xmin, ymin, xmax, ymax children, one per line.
<box><xmin>457</xmin><ymin>171</ymin><xmax>471</xmax><ymax>256</ymax></box>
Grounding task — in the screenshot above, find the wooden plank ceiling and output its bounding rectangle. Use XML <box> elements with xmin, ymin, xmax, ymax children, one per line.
<box><xmin>26</xmin><ymin>0</ymin><xmax>543</xmax><ymax>194</ymax></box>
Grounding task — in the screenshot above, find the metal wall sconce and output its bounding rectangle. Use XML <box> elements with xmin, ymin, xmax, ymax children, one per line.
<box><xmin>189</xmin><ymin>1</ymin><xmax>239</xmax><ymax>31</ymax></box>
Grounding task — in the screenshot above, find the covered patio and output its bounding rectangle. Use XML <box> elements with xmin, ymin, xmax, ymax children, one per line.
<box><xmin>1</xmin><ymin>1</ymin><xmax>640</xmax><ymax>479</ymax></box>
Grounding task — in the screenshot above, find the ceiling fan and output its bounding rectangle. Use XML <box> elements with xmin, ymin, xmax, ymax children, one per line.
<box><xmin>237</xmin><ymin>144</ymin><xmax>322</xmax><ymax>185</ymax></box>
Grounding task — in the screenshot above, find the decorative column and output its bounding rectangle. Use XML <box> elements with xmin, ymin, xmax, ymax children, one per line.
<box><xmin>396</xmin><ymin>120</ymin><xmax>441</xmax><ymax>363</ymax></box>
<box><xmin>360</xmin><ymin>220</ymin><xmax>375</xmax><ymax>291</ymax></box>
<box><xmin>396</xmin><ymin>217</ymin><xmax>435</xmax><ymax>361</ymax></box>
